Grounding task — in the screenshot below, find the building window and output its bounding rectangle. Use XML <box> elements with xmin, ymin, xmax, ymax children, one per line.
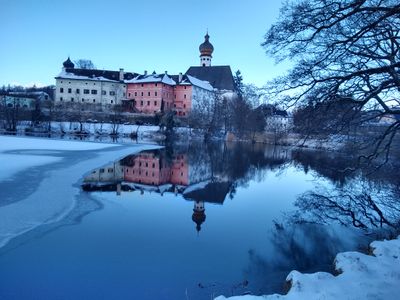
<box><xmin>155</xmin><ymin>83</ymin><xmax>158</xmax><ymax>87</ymax></box>
<box><xmin>128</xmin><ymin>93</ymin><xmax>131</xmax><ymax>97</ymax></box>
<box><xmin>60</xmin><ymin>97</ymin><xmax>63</xmax><ymax>101</ymax></box>
<box><xmin>147</xmin><ymin>101</ymin><xmax>150</xmax><ymax>106</ymax></box>
<box><xmin>68</xmin><ymin>88</ymin><xmax>72</xmax><ymax>93</ymax></box>
<box><xmin>184</xmin><ymin>94</ymin><xmax>186</xmax><ymax>99</ymax></box>
<box><xmin>71</xmin><ymin>98</ymin><xmax>74</xmax><ymax>102</ymax></box>
<box><xmin>141</xmin><ymin>92</ymin><xmax>144</xmax><ymax>96</ymax></box>
<box><xmin>91</xmin><ymin>90</ymin><xmax>97</xmax><ymax>95</ymax></box>
<box><xmin>154</xmin><ymin>101</ymin><xmax>157</xmax><ymax>106</ymax></box>
<box><xmin>76</xmin><ymin>89</ymin><xmax>80</xmax><ymax>94</ymax></box>
<box><xmin>141</xmin><ymin>84</ymin><xmax>144</xmax><ymax>87</ymax></box>
<box><xmin>60</xmin><ymin>88</ymin><xmax>64</xmax><ymax>93</ymax></box>
<box><xmin>102</xmin><ymin>90</ymin><xmax>106</xmax><ymax>95</ymax></box>
<box><xmin>111</xmin><ymin>100</ymin><xmax>113</xmax><ymax>104</ymax></box>
<box><xmin>84</xmin><ymin>89</ymin><xmax>90</xmax><ymax>94</ymax></box>
<box><xmin>110</xmin><ymin>91</ymin><xmax>115</xmax><ymax>96</ymax></box>
<box><xmin>82</xmin><ymin>98</ymin><xmax>84</xmax><ymax>102</ymax></box>
<box><xmin>184</xmin><ymin>86</ymin><xmax>187</xmax><ymax>89</ymax></box>
<box><xmin>155</xmin><ymin>92</ymin><xmax>157</xmax><ymax>96</ymax></box>
<box><xmin>93</xmin><ymin>99</ymin><xmax>96</xmax><ymax>103</ymax></box>
<box><xmin>183</xmin><ymin>104</ymin><xmax>186</xmax><ymax>108</ymax></box>
<box><xmin>148</xmin><ymin>92</ymin><xmax>150</xmax><ymax>96</ymax></box>
<box><xmin>135</xmin><ymin>92</ymin><xmax>137</xmax><ymax>96</ymax></box>
<box><xmin>140</xmin><ymin>101</ymin><xmax>143</xmax><ymax>106</ymax></box>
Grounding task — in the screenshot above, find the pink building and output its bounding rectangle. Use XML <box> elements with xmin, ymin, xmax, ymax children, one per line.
<box><xmin>123</xmin><ymin>72</ymin><xmax>214</xmax><ymax>116</ymax></box>
<box><xmin>125</xmin><ymin>72</ymin><xmax>175</xmax><ymax>114</ymax></box>
<box><xmin>173</xmin><ymin>74</ymin><xmax>214</xmax><ymax>116</ymax></box>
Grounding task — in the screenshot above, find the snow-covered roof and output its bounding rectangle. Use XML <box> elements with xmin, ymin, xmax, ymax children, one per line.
<box><xmin>125</xmin><ymin>73</ymin><xmax>176</xmax><ymax>86</ymax></box>
<box><xmin>56</xmin><ymin>70</ymin><xmax>122</xmax><ymax>83</ymax></box>
<box><xmin>185</xmin><ymin>75</ymin><xmax>213</xmax><ymax>91</ymax></box>
<box><xmin>56</xmin><ymin>68</ymin><xmax>138</xmax><ymax>83</ymax></box>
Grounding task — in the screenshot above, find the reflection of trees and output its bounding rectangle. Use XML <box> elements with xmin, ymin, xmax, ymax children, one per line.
<box><xmin>293</xmin><ymin>181</ymin><xmax>400</xmax><ymax>231</ymax></box>
<box><xmin>292</xmin><ymin>148</ymin><xmax>400</xmax><ymax>187</ymax></box>
<box><xmin>244</xmin><ymin>223</ymin><xmax>354</xmax><ymax>294</ymax></box>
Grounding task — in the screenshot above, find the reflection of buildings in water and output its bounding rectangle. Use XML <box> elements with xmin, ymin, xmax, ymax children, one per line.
<box><xmin>123</xmin><ymin>152</ymin><xmax>189</xmax><ymax>186</ymax></box>
<box><xmin>82</xmin><ymin>150</ymin><xmax>232</xmax><ymax>233</ymax></box>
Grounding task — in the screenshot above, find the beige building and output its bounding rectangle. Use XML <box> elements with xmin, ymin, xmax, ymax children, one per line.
<box><xmin>55</xmin><ymin>57</ymin><xmax>137</xmax><ymax>106</ymax></box>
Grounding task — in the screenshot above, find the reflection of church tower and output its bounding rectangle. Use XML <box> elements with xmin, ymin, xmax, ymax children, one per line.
<box><xmin>192</xmin><ymin>201</ymin><xmax>206</xmax><ymax>233</ymax></box>
<box><xmin>199</xmin><ymin>32</ymin><xmax>214</xmax><ymax>67</ymax></box>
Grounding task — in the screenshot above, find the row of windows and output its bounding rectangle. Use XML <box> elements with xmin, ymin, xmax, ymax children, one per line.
<box><xmin>59</xmin><ymin>81</ymin><xmax>125</xmax><ymax>88</ymax></box>
<box><xmin>59</xmin><ymin>97</ymin><xmax>114</xmax><ymax>104</ymax></box>
<box><xmin>131</xmin><ymin>162</ymin><xmax>156</xmax><ymax>168</ymax></box>
<box><xmin>60</xmin><ymin>88</ymin><xmax>117</xmax><ymax>96</ymax></box>
<box><xmin>127</xmin><ymin>91</ymin><xmax>187</xmax><ymax>99</ymax></box>
<box><xmin>127</xmin><ymin>91</ymin><xmax>176</xmax><ymax>98</ymax></box>
<box><xmin>125</xmin><ymin>169</ymin><xmax>184</xmax><ymax>177</ymax></box>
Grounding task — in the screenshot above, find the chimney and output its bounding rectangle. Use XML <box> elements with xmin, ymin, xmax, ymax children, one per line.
<box><xmin>165</xmin><ymin>71</ymin><xmax>168</xmax><ymax>75</ymax></box>
<box><xmin>119</xmin><ymin>68</ymin><xmax>124</xmax><ymax>81</ymax></box>
<box><xmin>144</xmin><ymin>70</ymin><xmax>148</xmax><ymax>76</ymax></box>
<box><xmin>178</xmin><ymin>72</ymin><xmax>183</xmax><ymax>83</ymax></box>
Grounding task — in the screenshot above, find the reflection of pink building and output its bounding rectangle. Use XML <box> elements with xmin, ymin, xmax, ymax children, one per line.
<box><xmin>170</xmin><ymin>154</ymin><xmax>189</xmax><ymax>185</ymax></box>
<box><xmin>123</xmin><ymin>152</ymin><xmax>189</xmax><ymax>186</ymax></box>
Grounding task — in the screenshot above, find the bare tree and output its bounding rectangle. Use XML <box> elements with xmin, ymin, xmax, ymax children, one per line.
<box><xmin>110</xmin><ymin>104</ymin><xmax>122</xmax><ymax>136</ymax></box>
<box><xmin>74</xmin><ymin>59</ymin><xmax>96</xmax><ymax>69</ymax></box>
<box><xmin>188</xmin><ymin>92</ymin><xmax>222</xmax><ymax>141</ymax></box>
<box><xmin>263</xmin><ymin>0</ymin><xmax>400</xmax><ymax>160</ymax></box>
<box><xmin>2</xmin><ymin>97</ymin><xmax>20</xmax><ymax>131</ymax></box>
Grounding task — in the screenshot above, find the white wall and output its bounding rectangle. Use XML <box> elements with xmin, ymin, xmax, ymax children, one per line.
<box><xmin>55</xmin><ymin>78</ymin><xmax>126</xmax><ymax>106</ymax></box>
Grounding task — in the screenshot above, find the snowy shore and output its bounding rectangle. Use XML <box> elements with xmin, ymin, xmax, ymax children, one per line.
<box><xmin>215</xmin><ymin>236</ymin><xmax>400</xmax><ymax>300</ymax></box>
<box><xmin>0</xmin><ymin>135</ymin><xmax>157</xmax><ymax>249</ymax></box>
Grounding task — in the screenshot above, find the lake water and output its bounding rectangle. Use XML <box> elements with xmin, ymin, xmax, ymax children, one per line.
<box><xmin>0</xmin><ymin>141</ymin><xmax>398</xmax><ymax>299</ymax></box>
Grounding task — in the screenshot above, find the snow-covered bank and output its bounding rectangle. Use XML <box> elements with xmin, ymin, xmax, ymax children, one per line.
<box><xmin>0</xmin><ymin>135</ymin><xmax>118</xmax><ymax>152</ymax></box>
<box><xmin>0</xmin><ymin>135</ymin><xmax>156</xmax><ymax>249</ymax></box>
<box><xmin>215</xmin><ymin>236</ymin><xmax>400</xmax><ymax>300</ymax></box>
<box><xmin>0</xmin><ymin>135</ymin><xmax>117</xmax><ymax>182</ymax></box>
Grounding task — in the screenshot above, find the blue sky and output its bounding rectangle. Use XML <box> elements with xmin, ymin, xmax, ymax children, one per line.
<box><xmin>0</xmin><ymin>0</ymin><xmax>286</xmax><ymax>87</ymax></box>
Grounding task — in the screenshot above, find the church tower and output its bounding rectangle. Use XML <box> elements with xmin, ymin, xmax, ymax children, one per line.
<box><xmin>199</xmin><ymin>32</ymin><xmax>214</xmax><ymax>67</ymax></box>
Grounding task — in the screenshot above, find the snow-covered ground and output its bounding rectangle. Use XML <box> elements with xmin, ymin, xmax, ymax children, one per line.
<box><xmin>0</xmin><ymin>135</ymin><xmax>117</xmax><ymax>182</ymax></box>
<box><xmin>0</xmin><ymin>135</ymin><xmax>157</xmax><ymax>249</ymax></box>
<box><xmin>215</xmin><ymin>236</ymin><xmax>400</xmax><ymax>300</ymax></box>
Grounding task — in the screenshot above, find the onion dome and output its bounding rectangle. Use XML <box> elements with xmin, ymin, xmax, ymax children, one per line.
<box><xmin>63</xmin><ymin>57</ymin><xmax>75</xmax><ymax>69</ymax></box>
<box><xmin>199</xmin><ymin>32</ymin><xmax>214</xmax><ymax>57</ymax></box>
<box><xmin>192</xmin><ymin>209</ymin><xmax>206</xmax><ymax>233</ymax></box>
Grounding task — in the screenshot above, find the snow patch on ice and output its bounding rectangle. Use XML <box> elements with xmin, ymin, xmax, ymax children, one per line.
<box><xmin>0</xmin><ymin>135</ymin><xmax>118</xmax><ymax>152</ymax></box>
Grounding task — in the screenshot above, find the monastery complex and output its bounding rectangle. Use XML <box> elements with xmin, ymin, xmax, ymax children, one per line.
<box><xmin>54</xmin><ymin>33</ymin><xmax>236</xmax><ymax>117</ymax></box>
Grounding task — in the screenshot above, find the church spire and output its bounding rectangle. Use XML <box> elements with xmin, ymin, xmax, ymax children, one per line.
<box><xmin>199</xmin><ymin>31</ymin><xmax>214</xmax><ymax>67</ymax></box>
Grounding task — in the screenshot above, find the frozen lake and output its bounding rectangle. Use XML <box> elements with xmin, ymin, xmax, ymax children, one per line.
<box><xmin>0</xmin><ymin>137</ymin><xmax>398</xmax><ymax>299</ymax></box>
